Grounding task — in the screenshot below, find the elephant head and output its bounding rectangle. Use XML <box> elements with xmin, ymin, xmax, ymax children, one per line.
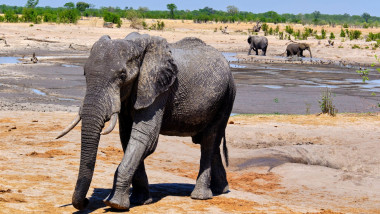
<box><xmin>299</xmin><ymin>43</ymin><xmax>312</xmax><ymax>58</ymax></box>
<box><xmin>56</xmin><ymin>34</ymin><xmax>178</xmax><ymax>210</ymax></box>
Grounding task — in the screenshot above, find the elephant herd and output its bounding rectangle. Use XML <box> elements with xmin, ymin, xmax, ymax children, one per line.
<box><xmin>247</xmin><ymin>35</ymin><xmax>312</xmax><ymax>58</ymax></box>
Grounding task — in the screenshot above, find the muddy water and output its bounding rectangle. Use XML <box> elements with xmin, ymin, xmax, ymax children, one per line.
<box><xmin>0</xmin><ymin>54</ymin><xmax>379</xmax><ymax>114</ymax></box>
<box><xmin>224</xmin><ymin>53</ymin><xmax>380</xmax><ymax>114</ymax></box>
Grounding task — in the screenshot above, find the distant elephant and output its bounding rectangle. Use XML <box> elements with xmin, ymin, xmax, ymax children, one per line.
<box><xmin>56</xmin><ymin>33</ymin><xmax>236</xmax><ymax>210</ymax></box>
<box><xmin>247</xmin><ymin>35</ymin><xmax>268</xmax><ymax>56</ymax></box>
<box><xmin>286</xmin><ymin>43</ymin><xmax>312</xmax><ymax>58</ymax></box>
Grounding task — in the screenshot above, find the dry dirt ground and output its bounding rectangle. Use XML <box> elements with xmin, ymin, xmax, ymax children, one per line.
<box><xmin>0</xmin><ymin>111</ymin><xmax>379</xmax><ymax>213</ymax></box>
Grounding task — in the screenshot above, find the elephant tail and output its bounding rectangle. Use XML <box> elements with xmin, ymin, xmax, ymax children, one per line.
<box><xmin>222</xmin><ymin>132</ymin><xmax>229</xmax><ymax>167</ymax></box>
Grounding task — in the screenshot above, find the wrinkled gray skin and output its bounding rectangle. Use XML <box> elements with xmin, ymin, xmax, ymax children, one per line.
<box><xmin>69</xmin><ymin>33</ymin><xmax>236</xmax><ymax>210</ymax></box>
<box><xmin>286</xmin><ymin>43</ymin><xmax>312</xmax><ymax>58</ymax></box>
<box><xmin>247</xmin><ymin>35</ymin><xmax>268</xmax><ymax>56</ymax></box>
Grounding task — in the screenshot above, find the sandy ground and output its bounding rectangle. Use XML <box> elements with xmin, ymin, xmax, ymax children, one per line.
<box><xmin>0</xmin><ymin>20</ymin><xmax>380</xmax><ymax>213</ymax></box>
<box><xmin>0</xmin><ymin>112</ymin><xmax>379</xmax><ymax>213</ymax></box>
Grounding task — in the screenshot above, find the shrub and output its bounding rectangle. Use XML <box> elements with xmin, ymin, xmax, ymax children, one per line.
<box><xmin>0</xmin><ymin>15</ymin><xmax>4</xmax><ymax>22</ymax></box>
<box><xmin>368</xmin><ymin>32</ymin><xmax>380</xmax><ymax>41</ymax></box>
<box><xmin>343</xmin><ymin>23</ymin><xmax>349</xmax><ymax>28</ymax></box>
<box><xmin>319</xmin><ymin>88</ymin><xmax>337</xmax><ymax>116</ymax></box>
<box><xmin>268</xmin><ymin>27</ymin><xmax>273</xmax><ymax>35</ymax></box>
<box><xmin>279</xmin><ymin>31</ymin><xmax>284</xmax><ymax>40</ymax></box>
<box><xmin>103</xmin><ymin>12</ymin><xmax>122</xmax><ymax>27</ymax></box>
<box><xmin>285</xmin><ymin>25</ymin><xmax>294</xmax><ymax>34</ymax></box>
<box><xmin>126</xmin><ymin>10</ymin><xmax>143</xmax><ymax>29</ymax></box>
<box><xmin>340</xmin><ymin>29</ymin><xmax>346</xmax><ymax>37</ymax></box>
<box><xmin>352</xmin><ymin>44</ymin><xmax>360</xmax><ymax>49</ymax></box>
<box><xmin>275</xmin><ymin>25</ymin><xmax>280</xmax><ymax>34</ymax></box>
<box><xmin>57</xmin><ymin>9</ymin><xmax>80</xmax><ymax>23</ymax></box>
<box><xmin>330</xmin><ymin>32</ymin><xmax>335</xmax><ymax>40</ymax></box>
<box><xmin>261</xmin><ymin>23</ymin><xmax>268</xmax><ymax>32</ymax></box>
<box><xmin>5</xmin><ymin>10</ymin><xmax>19</xmax><ymax>23</ymax></box>
<box><xmin>321</xmin><ymin>28</ymin><xmax>326</xmax><ymax>39</ymax></box>
<box><xmin>149</xmin><ymin>20</ymin><xmax>165</xmax><ymax>30</ymax></box>
<box><xmin>22</xmin><ymin>8</ymin><xmax>41</xmax><ymax>24</ymax></box>
<box><xmin>349</xmin><ymin>30</ymin><xmax>362</xmax><ymax>40</ymax></box>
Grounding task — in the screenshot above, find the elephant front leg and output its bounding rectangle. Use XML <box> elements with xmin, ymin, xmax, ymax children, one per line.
<box><xmin>130</xmin><ymin>161</ymin><xmax>153</xmax><ymax>205</ymax></box>
<box><xmin>104</xmin><ymin>107</ymin><xmax>164</xmax><ymax>210</ymax></box>
<box><xmin>191</xmin><ymin>132</ymin><xmax>215</xmax><ymax>200</ymax></box>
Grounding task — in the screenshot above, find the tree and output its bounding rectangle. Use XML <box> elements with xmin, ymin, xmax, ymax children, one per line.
<box><xmin>312</xmin><ymin>10</ymin><xmax>321</xmax><ymax>23</ymax></box>
<box><xmin>76</xmin><ymin>2</ymin><xmax>90</xmax><ymax>13</ymax></box>
<box><xmin>26</xmin><ymin>0</ymin><xmax>39</xmax><ymax>8</ymax></box>
<box><xmin>167</xmin><ymin>3</ymin><xmax>177</xmax><ymax>19</ymax></box>
<box><xmin>226</xmin><ymin>5</ymin><xmax>238</xmax><ymax>15</ymax></box>
<box><xmin>362</xmin><ymin>12</ymin><xmax>371</xmax><ymax>23</ymax></box>
<box><xmin>64</xmin><ymin>2</ymin><xmax>75</xmax><ymax>9</ymax></box>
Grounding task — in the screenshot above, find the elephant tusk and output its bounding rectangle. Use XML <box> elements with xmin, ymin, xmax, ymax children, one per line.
<box><xmin>100</xmin><ymin>113</ymin><xmax>118</xmax><ymax>135</ymax></box>
<box><xmin>56</xmin><ymin>114</ymin><xmax>81</xmax><ymax>139</ymax></box>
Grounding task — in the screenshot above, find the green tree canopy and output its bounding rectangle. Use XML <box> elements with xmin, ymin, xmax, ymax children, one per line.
<box><xmin>76</xmin><ymin>2</ymin><xmax>90</xmax><ymax>12</ymax></box>
<box><xmin>25</xmin><ymin>0</ymin><xmax>39</xmax><ymax>8</ymax></box>
<box><xmin>167</xmin><ymin>3</ymin><xmax>177</xmax><ymax>19</ymax></box>
<box><xmin>64</xmin><ymin>2</ymin><xmax>75</xmax><ymax>9</ymax></box>
<box><xmin>226</xmin><ymin>5</ymin><xmax>238</xmax><ymax>15</ymax></box>
<box><xmin>312</xmin><ymin>10</ymin><xmax>321</xmax><ymax>23</ymax></box>
<box><xmin>362</xmin><ymin>12</ymin><xmax>371</xmax><ymax>23</ymax></box>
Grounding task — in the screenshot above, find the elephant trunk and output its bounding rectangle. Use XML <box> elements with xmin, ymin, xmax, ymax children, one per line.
<box><xmin>308</xmin><ymin>48</ymin><xmax>312</xmax><ymax>58</ymax></box>
<box><xmin>72</xmin><ymin>88</ymin><xmax>120</xmax><ymax>210</ymax></box>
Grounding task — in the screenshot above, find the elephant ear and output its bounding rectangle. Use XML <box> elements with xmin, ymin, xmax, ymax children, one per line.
<box><xmin>247</xmin><ymin>36</ymin><xmax>252</xmax><ymax>44</ymax></box>
<box><xmin>299</xmin><ymin>43</ymin><xmax>306</xmax><ymax>49</ymax></box>
<box><xmin>134</xmin><ymin>36</ymin><xmax>178</xmax><ymax>110</ymax></box>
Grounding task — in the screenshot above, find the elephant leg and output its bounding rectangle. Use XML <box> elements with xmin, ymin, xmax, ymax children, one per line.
<box><xmin>262</xmin><ymin>47</ymin><xmax>267</xmax><ymax>56</ymax></box>
<box><xmin>287</xmin><ymin>50</ymin><xmax>291</xmax><ymax>57</ymax></box>
<box><xmin>210</xmin><ymin>144</ymin><xmax>229</xmax><ymax>195</ymax></box>
<box><xmin>255</xmin><ymin>48</ymin><xmax>259</xmax><ymax>55</ymax></box>
<box><xmin>191</xmin><ymin>130</ymin><xmax>216</xmax><ymax>200</ymax></box>
<box><xmin>104</xmin><ymin>100</ymin><xmax>165</xmax><ymax>210</ymax></box>
<box><xmin>300</xmin><ymin>50</ymin><xmax>304</xmax><ymax>57</ymax></box>
<box><xmin>130</xmin><ymin>161</ymin><xmax>153</xmax><ymax>205</ymax></box>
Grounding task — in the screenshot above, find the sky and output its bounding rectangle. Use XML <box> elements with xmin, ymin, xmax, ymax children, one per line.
<box><xmin>2</xmin><ymin>0</ymin><xmax>380</xmax><ymax>17</ymax></box>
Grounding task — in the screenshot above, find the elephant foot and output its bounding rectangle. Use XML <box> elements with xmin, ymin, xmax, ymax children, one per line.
<box><xmin>190</xmin><ymin>187</ymin><xmax>213</xmax><ymax>200</ymax></box>
<box><xmin>104</xmin><ymin>191</ymin><xmax>130</xmax><ymax>210</ymax></box>
<box><xmin>130</xmin><ymin>189</ymin><xmax>153</xmax><ymax>205</ymax></box>
<box><xmin>211</xmin><ymin>183</ymin><xmax>229</xmax><ymax>195</ymax></box>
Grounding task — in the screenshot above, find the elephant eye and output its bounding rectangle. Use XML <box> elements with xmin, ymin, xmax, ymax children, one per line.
<box><xmin>120</xmin><ymin>68</ymin><xmax>127</xmax><ymax>81</ymax></box>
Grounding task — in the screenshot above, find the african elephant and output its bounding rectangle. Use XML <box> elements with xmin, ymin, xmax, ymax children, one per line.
<box><xmin>286</xmin><ymin>43</ymin><xmax>312</xmax><ymax>58</ymax></box>
<box><xmin>56</xmin><ymin>33</ymin><xmax>236</xmax><ymax>210</ymax></box>
<box><xmin>247</xmin><ymin>35</ymin><xmax>268</xmax><ymax>56</ymax></box>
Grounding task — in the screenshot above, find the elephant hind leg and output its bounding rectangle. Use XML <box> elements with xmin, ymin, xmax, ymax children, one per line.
<box><xmin>190</xmin><ymin>130</ymin><xmax>216</xmax><ymax>200</ymax></box>
<box><xmin>210</xmin><ymin>134</ymin><xmax>229</xmax><ymax>195</ymax></box>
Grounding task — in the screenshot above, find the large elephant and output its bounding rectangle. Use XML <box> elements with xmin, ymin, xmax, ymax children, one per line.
<box><xmin>247</xmin><ymin>35</ymin><xmax>268</xmax><ymax>56</ymax></box>
<box><xmin>286</xmin><ymin>43</ymin><xmax>312</xmax><ymax>58</ymax></box>
<box><xmin>56</xmin><ymin>33</ymin><xmax>236</xmax><ymax>210</ymax></box>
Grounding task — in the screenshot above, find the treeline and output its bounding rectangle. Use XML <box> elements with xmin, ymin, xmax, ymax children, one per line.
<box><xmin>1</xmin><ymin>3</ymin><xmax>380</xmax><ymax>28</ymax></box>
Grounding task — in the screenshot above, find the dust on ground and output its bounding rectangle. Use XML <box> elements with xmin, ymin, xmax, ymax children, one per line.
<box><xmin>0</xmin><ymin>111</ymin><xmax>379</xmax><ymax>213</ymax></box>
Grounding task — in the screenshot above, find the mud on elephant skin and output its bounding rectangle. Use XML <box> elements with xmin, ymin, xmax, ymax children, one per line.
<box><xmin>247</xmin><ymin>35</ymin><xmax>268</xmax><ymax>56</ymax></box>
<box><xmin>57</xmin><ymin>32</ymin><xmax>236</xmax><ymax>210</ymax></box>
<box><xmin>286</xmin><ymin>43</ymin><xmax>312</xmax><ymax>58</ymax></box>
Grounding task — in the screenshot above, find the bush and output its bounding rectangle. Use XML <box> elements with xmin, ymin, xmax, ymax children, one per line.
<box><xmin>103</xmin><ymin>12</ymin><xmax>122</xmax><ymax>27</ymax></box>
<box><xmin>268</xmin><ymin>27</ymin><xmax>273</xmax><ymax>35</ymax></box>
<box><xmin>149</xmin><ymin>20</ymin><xmax>165</xmax><ymax>30</ymax></box>
<box><xmin>330</xmin><ymin>32</ymin><xmax>335</xmax><ymax>40</ymax></box>
<box><xmin>275</xmin><ymin>25</ymin><xmax>280</xmax><ymax>34</ymax></box>
<box><xmin>343</xmin><ymin>23</ymin><xmax>349</xmax><ymax>28</ymax></box>
<box><xmin>279</xmin><ymin>31</ymin><xmax>284</xmax><ymax>40</ymax></box>
<box><xmin>126</xmin><ymin>10</ymin><xmax>143</xmax><ymax>29</ymax></box>
<box><xmin>5</xmin><ymin>10</ymin><xmax>19</xmax><ymax>23</ymax></box>
<box><xmin>285</xmin><ymin>25</ymin><xmax>294</xmax><ymax>34</ymax></box>
<box><xmin>22</xmin><ymin>8</ymin><xmax>41</xmax><ymax>24</ymax></box>
<box><xmin>352</xmin><ymin>44</ymin><xmax>360</xmax><ymax>49</ymax></box>
<box><xmin>319</xmin><ymin>87</ymin><xmax>337</xmax><ymax>116</ymax></box>
<box><xmin>0</xmin><ymin>15</ymin><xmax>4</xmax><ymax>22</ymax></box>
<box><xmin>349</xmin><ymin>30</ymin><xmax>362</xmax><ymax>40</ymax></box>
<box><xmin>57</xmin><ymin>9</ymin><xmax>80</xmax><ymax>23</ymax></box>
<box><xmin>368</xmin><ymin>32</ymin><xmax>380</xmax><ymax>41</ymax></box>
<box><xmin>340</xmin><ymin>29</ymin><xmax>346</xmax><ymax>37</ymax></box>
<box><xmin>261</xmin><ymin>23</ymin><xmax>268</xmax><ymax>32</ymax></box>
<box><xmin>321</xmin><ymin>28</ymin><xmax>326</xmax><ymax>39</ymax></box>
